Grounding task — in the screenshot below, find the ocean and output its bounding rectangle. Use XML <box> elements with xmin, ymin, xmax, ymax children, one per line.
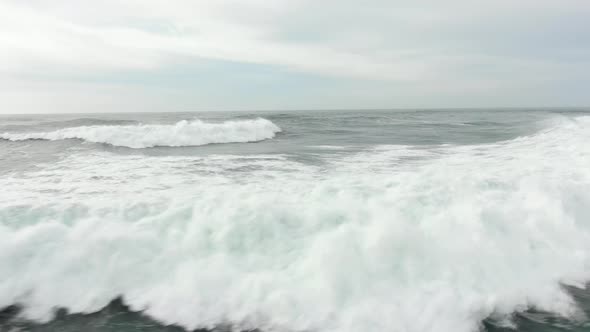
<box><xmin>1</xmin><ymin>109</ymin><xmax>590</xmax><ymax>332</ymax></box>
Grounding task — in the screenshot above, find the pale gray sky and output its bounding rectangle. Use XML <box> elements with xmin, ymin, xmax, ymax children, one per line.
<box><xmin>1</xmin><ymin>0</ymin><xmax>589</xmax><ymax>113</ymax></box>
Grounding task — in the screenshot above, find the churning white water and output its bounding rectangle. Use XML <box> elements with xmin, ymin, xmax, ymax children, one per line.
<box><xmin>0</xmin><ymin>114</ymin><xmax>590</xmax><ymax>332</ymax></box>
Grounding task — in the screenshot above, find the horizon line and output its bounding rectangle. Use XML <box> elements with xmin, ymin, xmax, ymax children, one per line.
<box><xmin>1</xmin><ymin>106</ymin><xmax>589</xmax><ymax>116</ymax></box>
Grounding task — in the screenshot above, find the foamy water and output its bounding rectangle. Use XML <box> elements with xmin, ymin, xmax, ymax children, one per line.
<box><xmin>0</xmin><ymin>118</ymin><xmax>281</xmax><ymax>148</ymax></box>
<box><xmin>1</xmin><ymin>110</ymin><xmax>589</xmax><ymax>332</ymax></box>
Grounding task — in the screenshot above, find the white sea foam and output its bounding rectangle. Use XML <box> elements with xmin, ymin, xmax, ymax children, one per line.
<box><xmin>0</xmin><ymin>118</ymin><xmax>281</xmax><ymax>148</ymax></box>
<box><xmin>1</xmin><ymin>117</ymin><xmax>590</xmax><ymax>332</ymax></box>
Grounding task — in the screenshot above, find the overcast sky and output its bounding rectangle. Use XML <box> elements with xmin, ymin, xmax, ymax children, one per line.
<box><xmin>1</xmin><ymin>0</ymin><xmax>589</xmax><ymax>113</ymax></box>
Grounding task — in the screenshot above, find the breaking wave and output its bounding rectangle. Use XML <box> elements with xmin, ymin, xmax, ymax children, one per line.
<box><xmin>0</xmin><ymin>118</ymin><xmax>281</xmax><ymax>148</ymax></box>
<box><xmin>1</xmin><ymin>116</ymin><xmax>590</xmax><ymax>332</ymax></box>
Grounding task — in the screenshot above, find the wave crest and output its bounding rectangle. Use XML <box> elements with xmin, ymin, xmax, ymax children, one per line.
<box><xmin>0</xmin><ymin>118</ymin><xmax>281</xmax><ymax>148</ymax></box>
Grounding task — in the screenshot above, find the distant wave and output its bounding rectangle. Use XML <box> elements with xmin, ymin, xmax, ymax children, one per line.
<box><xmin>0</xmin><ymin>118</ymin><xmax>281</xmax><ymax>148</ymax></box>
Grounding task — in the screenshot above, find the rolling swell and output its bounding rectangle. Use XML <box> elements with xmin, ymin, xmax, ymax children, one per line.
<box><xmin>0</xmin><ymin>118</ymin><xmax>281</xmax><ymax>148</ymax></box>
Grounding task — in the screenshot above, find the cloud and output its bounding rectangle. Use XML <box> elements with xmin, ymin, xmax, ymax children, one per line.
<box><xmin>4</xmin><ymin>0</ymin><xmax>586</xmax><ymax>79</ymax></box>
<box><xmin>0</xmin><ymin>0</ymin><xmax>589</xmax><ymax>112</ymax></box>
<box><xmin>0</xmin><ymin>1</ymin><xmax>429</xmax><ymax>80</ymax></box>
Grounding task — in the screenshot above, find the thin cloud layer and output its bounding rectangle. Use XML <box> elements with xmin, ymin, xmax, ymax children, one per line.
<box><xmin>0</xmin><ymin>0</ymin><xmax>589</xmax><ymax>112</ymax></box>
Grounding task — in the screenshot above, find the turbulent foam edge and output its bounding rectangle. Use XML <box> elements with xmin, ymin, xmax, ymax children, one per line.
<box><xmin>0</xmin><ymin>118</ymin><xmax>282</xmax><ymax>148</ymax></box>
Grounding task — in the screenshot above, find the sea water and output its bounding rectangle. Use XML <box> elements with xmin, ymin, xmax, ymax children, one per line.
<box><xmin>1</xmin><ymin>109</ymin><xmax>590</xmax><ymax>332</ymax></box>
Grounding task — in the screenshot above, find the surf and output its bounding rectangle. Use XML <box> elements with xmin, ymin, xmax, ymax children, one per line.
<box><xmin>1</xmin><ymin>115</ymin><xmax>589</xmax><ymax>332</ymax></box>
<box><xmin>0</xmin><ymin>118</ymin><xmax>282</xmax><ymax>148</ymax></box>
